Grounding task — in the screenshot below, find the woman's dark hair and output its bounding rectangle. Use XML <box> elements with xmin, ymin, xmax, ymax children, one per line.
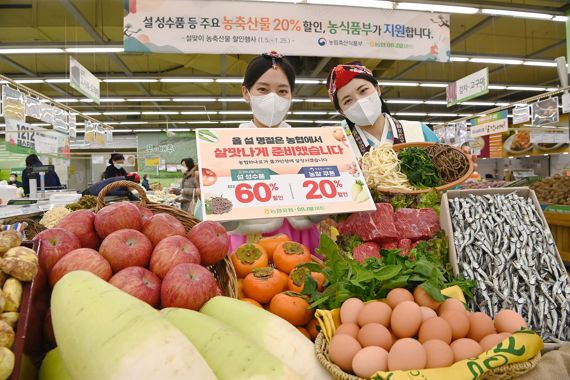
<box><xmin>326</xmin><ymin>61</ymin><xmax>390</xmax><ymax>115</ymax></box>
<box><xmin>10</xmin><ymin>172</ymin><xmax>17</xmax><ymax>177</ymax></box>
<box><xmin>109</xmin><ymin>153</ymin><xmax>125</xmax><ymax>165</ymax></box>
<box><xmin>180</xmin><ymin>158</ymin><xmax>194</xmax><ymax>169</ymax></box>
<box><xmin>25</xmin><ymin>154</ymin><xmax>42</xmax><ymax>166</ymax></box>
<box><xmin>242</xmin><ymin>54</ymin><xmax>296</xmax><ymax>91</ymax></box>
<box><xmin>143</xmin><ymin>174</ymin><xmax>148</xmax><ymax>180</ymax></box>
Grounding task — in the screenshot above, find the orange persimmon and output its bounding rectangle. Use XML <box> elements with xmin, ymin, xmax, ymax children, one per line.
<box><xmin>273</xmin><ymin>242</ymin><xmax>311</xmax><ymax>274</ymax></box>
<box><xmin>239</xmin><ymin>297</ymin><xmax>262</xmax><ymax>308</ymax></box>
<box><xmin>231</xmin><ymin>243</ymin><xmax>269</xmax><ymax>278</ymax></box>
<box><xmin>259</xmin><ymin>233</ymin><xmax>290</xmax><ymax>261</ymax></box>
<box><xmin>297</xmin><ymin>327</ymin><xmax>311</xmax><ymax>340</ymax></box>
<box><xmin>306</xmin><ymin>318</ymin><xmax>320</xmax><ymax>340</ymax></box>
<box><xmin>269</xmin><ymin>291</ymin><xmax>313</xmax><ymax>326</ymax></box>
<box><xmin>288</xmin><ymin>266</ymin><xmax>326</xmax><ymax>293</ymax></box>
<box><xmin>243</xmin><ymin>267</ymin><xmax>286</xmax><ymax>304</ymax></box>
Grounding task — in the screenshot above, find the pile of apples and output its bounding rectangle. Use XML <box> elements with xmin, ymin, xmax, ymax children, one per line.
<box><xmin>33</xmin><ymin>202</ymin><xmax>229</xmax><ymax>311</ymax></box>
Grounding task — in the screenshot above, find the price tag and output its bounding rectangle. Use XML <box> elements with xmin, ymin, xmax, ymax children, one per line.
<box><xmin>196</xmin><ymin>128</ymin><xmax>375</xmax><ymax>222</ymax></box>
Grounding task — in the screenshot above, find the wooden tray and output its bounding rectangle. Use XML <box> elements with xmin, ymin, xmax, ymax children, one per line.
<box><xmin>374</xmin><ymin>142</ymin><xmax>475</xmax><ymax>195</ymax></box>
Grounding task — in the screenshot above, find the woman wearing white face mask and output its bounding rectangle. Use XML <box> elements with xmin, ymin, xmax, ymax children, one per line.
<box><xmin>327</xmin><ymin>63</ymin><xmax>439</xmax><ymax>159</ymax></box>
<box><xmin>104</xmin><ymin>153</ymin><xmax>128</xmax><ymax>179</ymax></box>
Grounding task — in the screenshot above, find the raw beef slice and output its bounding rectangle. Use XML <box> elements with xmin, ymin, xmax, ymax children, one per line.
<box><xmin>353</xmin><ymin>242</ymin><xmax>381</xmax><ymax>263</ymax></box>
<box><xmin>339</xmin><ymin>203</ymin><xmax>398</xmax><ymax>243</ymax></box>
<box><xmin>398</xmin><ymin>239</ymin><xmax>412</xmax><ymax>256</ymax></box>
<box><xmin>395</xmin><ymin>208</ymin><xmax>440</xmax><ymax>241</ymax></box>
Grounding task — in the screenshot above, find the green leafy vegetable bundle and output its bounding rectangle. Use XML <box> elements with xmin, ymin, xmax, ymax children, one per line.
<box><xmin>397</xmin><ymin>147</ymin><xmax>442</xmax><ymax>188</ymax></box>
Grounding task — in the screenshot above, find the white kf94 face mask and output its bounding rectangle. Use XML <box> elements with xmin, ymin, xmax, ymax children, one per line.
<box><xmin>249</xmin><ymin>92</ymin><xmax>291</xmax><ymax>127</ymax></box>
<box><xmin>343</xmin><ymin>92</ymin><xmax>383</xmax><ymax>127</ymax></box>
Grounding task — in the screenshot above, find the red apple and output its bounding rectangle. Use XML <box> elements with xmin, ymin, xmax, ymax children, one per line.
<box><xmin>33</xmin><ymin>228</ymin><xmax>81</xmax><ymax>273</ymax></box>
<box><xmin>137</xmin><ymin>204</ymin><xmax>154</xmax><ymax>222</ymax></box>
<box><xmin>142</xmin><ymin>213</ymin><xmax>186</xmax><ymax>246</ymax></box>
<box><xmin>149</xmin><ymin>235</ymin><xmax>200</xmax><ymax>279</ymax></box>
<box><xmin>109</xmin><ymin>267</ymin><xmax>161</xmax><ymax>307</ymax></box>
<box><xmin>161</xmin><ymin>263</ymin><xmax>218</xmax><ymax>310</ymax></box>
<box><xmin>49</xmin><ymin>248</ymin><xmax>112</xmax><ymax>287</ymax></box>
<box><xmin>94</xmin><ymin>202</ymin><xmax>143</xmax><ymax>239</ymax></box>
<box><xmin>56</xmin><ymin>210</ymin><xmax>101</xmax><ymax>249</ymax></box>
<box><xmin>187</xmin><ymin>221</ymin><xmax>229</xmax><ymax>266</ymax></box>
<box><xmin>99</xmin><ymin>229</ymin><xmax>153</xmax><ymax>273</ymax></box>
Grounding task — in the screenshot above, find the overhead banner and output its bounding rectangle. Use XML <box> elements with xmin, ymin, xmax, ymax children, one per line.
<box><xmin>196</xmin><ymin>127</ymin><xmax>375</xmax><ymax>222</ymax></box>
<box><xmin>123</xmin><ymin>0</ymin><xmax>451</xmax><ymax>62</ymax></box>
<box><xmin>469</xmin><ymin>110</ymin><xmax>509</xmax><ymax>138</ymax></box>
<box><xmin>446</xmin><ymin>68</ymin><xmax>489</xmax><ymax>107</ymax></box>
<box><xmin>70</xmin><ymin>57</ymin><xmax>100</xmax><ymax>104</ymax></box>
<box><xmin>2</xmin><ymin>86</ymin><xmax>25</xmax><ymax>122</ymax></box>
<box><xmin>4</xmin><ymin>118</ymin><xmax>70</xmax><ymax>157</ymax></box>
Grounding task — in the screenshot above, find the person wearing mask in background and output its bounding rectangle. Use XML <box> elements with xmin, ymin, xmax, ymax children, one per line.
<box><xmin>7</xmin><ymin>173</ymin><xmax>22</xmax><ymax>188</ymax></box>
<box><xmin>82</xmin><ymin>172</ymin><xmax>141</xmax><ymax>201</ymax></box>
<box><xmin>22</xmin><ymin>154</ymin><xmax>62</xmax><ymax>196</ymax></box>
<box><xmin>327</xmin><ymin>63</ymin><xmax>439</xmax><ymax>159</ymax></box>
<box><xmin>211</xmin><ymin>51</ymin><xmax>320</xmax><ymax>253</ymax></box>
<box><xmin>170</xmin><ymin>158</ymin><xmax>199</xmax><ymax>212</ymax></box>
<box><xmin>141</xmin><ymin>174</ymin><xmax>151</xmax><ymax>191</ymax></box>
<box><xmin>104</xmin><ymin>153</ymin><xmax>128</xmax><ymax>179</ymax></box>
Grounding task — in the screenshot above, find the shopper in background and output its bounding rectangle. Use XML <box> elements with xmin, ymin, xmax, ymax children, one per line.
<box><xmin>104</xmin><ymin>153</ymin><xmax>128</xmax><ymax>179</ymax></box>
<box><xmin>170</xmin><ymin>158</ymin><xmax>199</xmax><ymax>212</ymax></box>
<box><xmin>82</xmin><ymin>172</ymin><xmax>140</xmax><ymax>201</ymax></box>
<box><xmin>327</xmin><ymin>62</ymin><xmax>439</xmax><ymax>159</ymax></box>
<box><xmin>7</xmin><ymin>173</ymin><xmax>22</xmax><ymax>188</ymax></box>
<box><xmin>141</xmin><ymin>174</ymin><xmax>151</xmax><ymax>191</ymax></box>
<box><xmin>22</xmin><ymin>154</ymin><xmax>62</xmax><ymax>196</ymax></box>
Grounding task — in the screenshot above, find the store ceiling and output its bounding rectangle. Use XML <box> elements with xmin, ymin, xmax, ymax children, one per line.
<box><xmin>0</xmin><ymin>0</ymin><xmax>568</xmax><ymax>132</ymax></box>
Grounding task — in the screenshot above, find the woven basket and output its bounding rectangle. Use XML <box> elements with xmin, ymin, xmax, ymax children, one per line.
<box><xmin>96</xmin><ymin>180</ymin><xmax>237</xmax><ymax>298</ymax></box>
<box><xmin>315</xmin><ymin>333</ymin><xmax>540</xmax><ymax>380</ymax></box>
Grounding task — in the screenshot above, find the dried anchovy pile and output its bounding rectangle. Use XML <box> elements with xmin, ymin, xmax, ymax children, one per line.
<box><xmin>450</xmin><ymin>193</ymin><xmax>570</xmax><ymax>343</ymax></box>
<box><xmin>207</xmin><ymin>196</ymin><xmax>233</xmax><ymax>215</ymax></box>
<box><xmin>427</xmin><ymin>144</ymin><xmax>469</xmax><ymax>183</ymax></box>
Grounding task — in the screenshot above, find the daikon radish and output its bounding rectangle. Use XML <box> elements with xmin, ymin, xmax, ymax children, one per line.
<box><xmin>39</xmin><ymin>348</ymin><xmax>72</xmax><ymax>380</ymax></box>
<box><xmin>162</xmin><ymin>308</ymin><xmax>300</xmax><ymax>380</ymax></box>
<box><xmin>51</xmin><ymin>271</ymin><xmax>215</xmax><ymax>380</ymax></box>
<box><xmin>201</xmin><ymin>296</ymin><xmax>332</xmax><ymax>380</ymax></box>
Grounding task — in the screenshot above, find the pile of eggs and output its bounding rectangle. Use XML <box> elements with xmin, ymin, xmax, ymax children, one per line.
<box><xmin>328</xmin><ymin>287</ymin><xmax>528</xmax><ymax>378</ymax></box>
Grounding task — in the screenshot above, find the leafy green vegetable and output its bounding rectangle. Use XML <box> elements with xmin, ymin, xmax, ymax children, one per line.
<box><xmin>303</xmin><ymin>233</ymin><xmax>476</xmax><ymax>310</ymax></box>
<box><xmin>417</xmin><ymin>189</ymin><xmax>441</xmax><ymax>215</ymax></box>
<box><xmin>370</xmin><ymin>189</ymin><xmax>441</xmax><ymax>215</ymax></box>
<box><xmin>398</xmin><ymin>147</ymin><xmax>442</xmax><ymax>189</ymax></box>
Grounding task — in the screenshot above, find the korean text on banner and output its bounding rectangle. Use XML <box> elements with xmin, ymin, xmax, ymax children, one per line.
<box><xmin>2</xmin><ymin>86</ymin><xmax>25</xmax><ymax>122</ymax></box>
<box><xmin>4</xmin><ymin>118</ymin><xmax>35</xmax><ymax>154</ymax></box>
<box><xmin>196</xmin><ymin>127</ymin><xmax>376</xmax><ymax>222</ymax></box>
<box><xmin>447</xmin><ymin>68</ymin><xmax>489</xmax><ymax>107</ymax></box>
<box><xmin>123</xmin><ymin>0</ymin><xmax>450</xmax><ymax>62</ymax></box>
<box><xmin>470</xmin><ymin>110</ymin><xmax>509</xmax><ymax>138</ymax></box>
<box><xmin>69</xmin><ymin>57</ymin><xmax>100</xmax><ymax>103</ymax></box>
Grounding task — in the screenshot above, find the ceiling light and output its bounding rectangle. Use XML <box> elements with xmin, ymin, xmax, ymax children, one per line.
<box><xmin>215</xmin><ymin>78</ymin><xmax>243</xmax><ymax>83</ymax></box>
<box><xmin>220</xmin><ymin>120</ymin><xmax>249</xmax><ymax>124</ymax></box>
<box><xmin>219</xmin><ymin>111</ymin><xmax>253</xmax><ymax>115</ymax></box>
<box><xmin>80</xmin><ymin>99</ymin><xmax>95</xmax><ymax>103</ymax></box>
<box><xmin>292</xmin><ymin>99</ymin><xmax>305</xmax><ymax>102</ymax></box>
<box><xmin>15</xmin><ymin>79</ymin><xmax>44</xmax><ymax>84</ymax></box>
<box><xmin>546</xmin><ymin>87</ymin><xmax>558</xmax><ymax>92</ymax></box>
<box><xmin>45</xmin><ymin>78</ymin><xmax>70</xmax><ymax>83</ymax></box>
<box><xmin>184</xmin><ymin>121</ymin><xmax>219</xmax><ymax>124</ymax></box>
<box><xmin>379</xmin><ymin>81</ymin><xmax>419</xmax><ymax>87</ymax></box>
<box><xmin>219</xmin><ymin>97</ymin><xmax>247</xmax><ymax>102</ymax></box>
<box><xmin>307</xmin><ymin>0</ymin><xmax>393</xmax><ymax>9</ymax></box>
<box><xmin>83</xmin><ymin>112</ymin><xmax>102</xmax><ymax>116</ymax></box>
<box><xmin>0</xmin><ymin>48</ymin><xmax>64</xmax><ymax>54</ymax></box>
<box><xmin>462</xmin><ymin>101</ymin><xmax>496</xmax><ymax>106</ymax></box>
<box><xmin>495</xmin><ymin>102</ymin><xmax>510</xmax><ymax>106</ymax></box>
<box><xmin>450</xmin><ymin>56</ymin><xmax>469</xmax><ymax>62</ymax></box>
<box><xmin>396</xmin><ymin>112</ymin><xmax>427</xmax><ymax>116</ymax></box>
<box><xmin>180</xmin><ymin>111</ymin><xmax>218</xmax><ymax>115</ymax></box>
<box><xmin>54</xmin><ymin>98</ymin><xmax>78</xmax><ymax>103</ymax></box>
<box><xmin>126</xmin><ymin>98</ymin><xmax>169</xmax><ymax>102</ymax></box>
<box><xmin>65</xmin><ymin>47</ymin><xmax>124</xmax><ymax>53</ymax></box>
<box><xmin>506</xmin><ymin>86</ymin><xmax>546</xmax><ymax>91</ymax></box>
<box><xmin>296</xmin><ymin>79</ymin><xmax>321</xmax><ymax>84</ymax></box>
<box><xmin>172</xmin><ymin>98</ymin><xmax>217</xmax><ymax>102</ymax></box>
<box><xmin>428</xmin><ymin>113</ymin><xmax>458</xmax><ymax>117</ymax></box>
<box><xmin>425</xmin><ymin>100</ymin><xmax>448</xmax><ymax>105</ymax></box>
<box><xmin>553</xmin><ymin>16</ymin><xmax>568</xmax><ymax>22</ymax></box>
<box><xmin>420</xmin><ymin>83</ymin><xmax>448</xmax><ymax>88</ymax></box>
<box><xmin>167</xmin><ymin>128</ymin><xmax>192</xmax><ymax>132</ymax></box>
<box><xmin>99</xmin><ymin>98</ymin><xmax>126</xmax><ymax>102</ymax></box>
<box><xmin>132</xmin><ymin>129</ymin><xmax>162</xmax><ymax>132</ymax></box>
<box><xmin>315</xmin><ymin>120</ymin><xmax>342</xmax><ymax>124</ymax></box>
<box><xmin>120</xmin><ymin>121</ymin><xmax>149</xmax><ymax>125</ymax></box>
<box><xmin>470</xmin><ymin>57</ymin><xmax>523</xmax><ymax>65</ymax></box>
<box><xmin>30</xmin><ymin>123</ymin><xmax>50</xmax><ymax>127</ymax></box>
<box><xmin>385</xmin><ymin>99</ymin><xmax>423</xmax><ymax>104</ymax></box>
<box><xmin>489</xmin><ymin>85</ymin><xmax>507</xmax><ymax>90</ymax></box>
<box><xmin>285</xmin><ymin>120</ymin><xmax>314</xmax><ymax>123</ymax></box>
<box><xmin>304</xmin><ymin>98</ymin><xmax>331</xmax><ymax>103</ymax></box>
<box><xmin>102</xmin><ymin>111</ymin><xmax>141</xmax><ymax>115</ymax></box>
<box><xmin>522</xmin><ymin>61</ymin><xmax>557</xmax><ymax>67</ymax></box>
<box><xmin>292</xmin><ymin>111</ymin><xmax>329</xmax><ymax>115</ymax></box>
<box><xmin>481</xmin><ymin>9</ymin><xmax>553</xmax><ymax>20</ymax></box>
<box><xmin>160</xmin><ymin>78</ymin><xmax>214</xmax><ymax>83</ymax></box>
<box><xmin>458</xmin><ymin>113</ymin><xmax>474</xmax><ymax>117</ymax></box>
<box><xmin>396</xmin><ymin>2</ymin><xmax>477</xmax><ymax>14</ymax></box>
<box><xmin>142</xmin><ymin>111</ymin><xmax>180</xmax><ymax>115</ymax></box>
<box><xmin>110</xmin><ymin>129</ymin><xmax>133</xmax><ymax>133</ymax></box>
<box><xmin>103</xmin><ymin>78</ymin><xmax>158</xmax><ymax>83</ymax></box>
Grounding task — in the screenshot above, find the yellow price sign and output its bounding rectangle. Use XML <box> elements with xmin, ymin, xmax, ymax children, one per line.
<box><xmin>145</xmin><ymin>157</ymin><xmax>160</xmax><ymax>167</ymax></box>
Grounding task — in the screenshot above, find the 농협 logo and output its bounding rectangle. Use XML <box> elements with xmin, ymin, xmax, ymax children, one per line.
<box><xmin>318</xmin><ymin>37</ymin><xmax>327</xmax><ymax>46</ymax></box>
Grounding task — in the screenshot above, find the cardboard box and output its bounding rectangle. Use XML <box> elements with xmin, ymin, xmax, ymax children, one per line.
<box><xmin>440</xmin><ymin>187</ymin><xmax>567</xmax><ymax>351</ymax></box>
